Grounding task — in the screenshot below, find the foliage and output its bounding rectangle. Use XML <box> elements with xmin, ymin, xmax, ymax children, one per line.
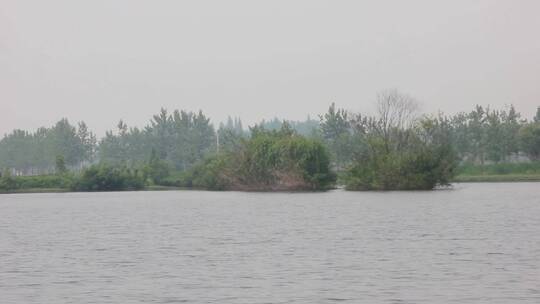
<box><xmin>453</xmin><ymin>174</ymin><xmax>540</xmax><ymax>183</ymax></box>
<box><xmin>344</xmin><ymin>127</ymin><xmax>457</xmax><ymax>190</ymax></box>
<box><xmin>0</xmin><ymin>119</ymin><xmax>96</xmax><ymax>174</ymax></box>
<box><xmin>1</xmin><ymin>102</ymin><xmax>539</xmax><ymax>192</ymax></box>
<box><xmin>189</xmin><ymin>155</ymin><xmax>231</xmax><ymax>190</ymax></box>
<box><xmin>319</xmin><ymin>103</ymin><xmax>354</xmax><ymax>169</ymax></box>
<box><xmin>0</xmin><ymin>172</ymin><xmax>72</xmax><ymax>192</ymax></box>
<box><xmin>519</xmin><ymin>122</ymin><xmax>540</xmax><ymax>160</ymax></box>
<box><xmin>143</xmin><ymin>149</ymin><xmax>170</xmax><ymax>184</ymax></box>
<box><xmin>447</xmin><ymin>105</ymin><xmax>523</xmax><ymax>163</ymax></box>
<box><xmin>70</xmin><ymin>164</ymin><xmax>145</xmax><ymax>191</ymax></box>
<box><xmin>0</xmin><ymin>171</ymin><xmax>17</xmax><ymax>191</ymax></box>
<box><xmin>457</xmin><ymin>161</ymin><xmax>540</xmax><ymax>176</ymax></box>
<box><xmin>257</xmin><ymin>117</ymin><xmax>320</xmax><ymax>137</ymax></box>
<box><xmin>343</xmin><ymin>91</ymin><xmax>458</xmax><ymax>190</ymax></box>
<box><xmin>55</xmin><ymin>155</ymin><xmax>67</xmax><ymax>174</ymax></box>
<box><xmin>189</xmin><ymin>125</ymin><xmax>336</xmax><ymax>191</ymax></box>
<box><xmin>99</xmin><ymin>109</ymin><xmax>215</xmax><ymax>171</ymax></box>
<box><xmin>217</xmin><ymin>117</ymin><xmax>246</xmax><ymax>153</ymax></box>
<box><xmin>15</xmin><ymin>175</ymin><xmax>72</xmax><ymax>190</ymax></box>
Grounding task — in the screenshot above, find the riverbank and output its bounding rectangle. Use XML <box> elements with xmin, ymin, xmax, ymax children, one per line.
<box><xmin>453</xmin><ymin>161</ymin><xmax>540</xmax><ymax>182</ymax></box>
<box><xmin>3</xmin><ymin>178</ymin><xmax>540</xmax><ymax>194</ymax></box>
<box><xmin>453</xmin><ymin>174</ymin><xmax>540</xmax><ymax>183</ymax></box>
<box><xmin>0</xmin><ymin>185</ymin><xmax>187</xmax><ymax>194</ymax></box>
<box><xmin>0</xmin><ymin>188</ymin><xmax>69</xmax><ymax>194</ymax></box>
<box><xmin>4</xmin><ymin>161</ymin><xmax>540</xmax><ymax>194</ymax></box>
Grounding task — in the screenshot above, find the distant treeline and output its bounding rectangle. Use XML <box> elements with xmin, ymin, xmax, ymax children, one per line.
<box><xmin>0</xmin><ymin>120</ymin><xmax>96</xmax><ymax>175</ymax></box>
<box><xmin>1</xmin><ymin>89</ymin><xmax>539</xmax><ymax>191</ymax></box>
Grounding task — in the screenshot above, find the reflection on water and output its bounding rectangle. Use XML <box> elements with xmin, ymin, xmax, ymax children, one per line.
<box><xmin>1</xmin><ymin>183</ymin><xmax>539</xmax><ymax>303</ymax></box>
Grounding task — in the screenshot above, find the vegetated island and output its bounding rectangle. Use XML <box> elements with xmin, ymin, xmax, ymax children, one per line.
<box><xmin>1</xmin><ymin>89</ymin><xmax>540</xmax><ymax>193</ymax></box>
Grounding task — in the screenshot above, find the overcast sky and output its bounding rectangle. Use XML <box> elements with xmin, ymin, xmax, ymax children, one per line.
<box><xmin>1</xmin><ymin>0</ymin><xmax>539</xmax><ymax>136</ymax></box>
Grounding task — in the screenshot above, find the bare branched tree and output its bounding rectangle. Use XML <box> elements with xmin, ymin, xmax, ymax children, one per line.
<box><xmin>374</xmin><ymin>89</ymin><xmax>420</xmax><ymax>152</ymax></box>
<box><xmin>376</xmin><ymin>89</ymin><xmax>419</xmax><ymax>131</ymax></box>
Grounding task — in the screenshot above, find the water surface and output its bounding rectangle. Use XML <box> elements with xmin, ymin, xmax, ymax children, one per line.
<box><xmin>1</xmin><ymin>183</ymin><xmax>539</xmax><ymax>303</ymax></box>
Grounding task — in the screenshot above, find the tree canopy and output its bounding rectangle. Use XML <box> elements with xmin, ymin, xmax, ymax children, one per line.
<box><xmin>1</xmin><ymin>97</ymin><xmax>539</xmax><ymax>192</ymax></box>
<box><xmin>188</xmin><ymin>124</ymin><xmax>336</xmax><ymax>191</ymax></box>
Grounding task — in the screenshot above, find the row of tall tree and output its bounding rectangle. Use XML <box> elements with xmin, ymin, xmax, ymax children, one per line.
<box><xmin>99</xmin><ymin>109</ymin><xmax>215</xmax><ymax>171</ymax></box>
<box><xmin>0</xmin><ymin>119</ymin><xmax>96</xmax><ymax>174</ymax></box>
<box><xmin>1</xmin><ymin>94</ymin><xmax>539</xmax><ymax>176</ymax></box>
<box><xmin>319</xmin><ymin>95</ymin><xmax>540</xmax><ymax>169</ymax></box>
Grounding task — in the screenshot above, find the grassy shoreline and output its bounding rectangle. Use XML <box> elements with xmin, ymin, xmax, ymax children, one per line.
<box><xmin>2</xmin><ymin>176</ymin><xmax>540</xmax><ymax>194</ymax></box>
<box><xmin>452</xmin><ymin>174</ymin><xmax>540</xmax><ymax>183</ymax></box>
<box><xmin>0</xmin><ymin>186</ymin><xmax>188</xmax><ymax>194</ymax></box>
<box><xmin>453</xmin><ymin>162</ymin><xmax>540</xmax><ymax>182</ymax></box>
<box><xmin>0</xmin><ymin>188</ymin><xmax>69</xmax><ymax>194</ymax></box>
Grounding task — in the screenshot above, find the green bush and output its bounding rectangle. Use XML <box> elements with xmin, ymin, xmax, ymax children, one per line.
<box><xmin>187</xmin><ymin>126</ymin><xmax>336</xmax><ymax>191</ymax></box>
<box><xmin>0</xmin><ymin>171</ymin><xmax>17</xmax><ymax>191</ymax></box>
<box><xmin>156</xmin><ymin>170</ymin><xmax>201</xmax><ymax>188</ymax></box>
<box><xmin>344</xmin><ymin>117</ymin><xmax>458</xmax><ymax>191</ymax></box>
<box><xmin>0</xmin><ymin>172</ymin><xmax>72</xmax><ymax>192</ymax></box>
<box><xmin>189</xmin><ymin>155</ymin><xmax>230</xmax><ymax>190</ymax></box>
<box><xmin>71</xmin><ymin>164</ymin><xmax>145</xmax><ymax>191</ymax></box>
<box><xmin>15</xmin><ymin>175</ymin><xmax>72</xmax><ymax>189</ymax></box>
<box><xmin>144</xmin><ymin>149</ymin><xmax>170</xmax><ymax>184</ymax></box>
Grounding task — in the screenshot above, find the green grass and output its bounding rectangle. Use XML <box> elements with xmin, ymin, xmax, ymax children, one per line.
<box><xmin>454</xmin><ymin>161</ymin><xmax>540</xmax><ymax>182</ymax></box>
<box><xmin>453</xmin><ymin>174</ymin><xmax>540</xmax><ymax>183</ymax></box>
<box><xmin>0</xmin><ymin>188</ymin><xmax>69</xmax><ymax>194</ymax></box>
<box><xmin>145</xmin><ymin>185</ymin><xmax>187</xmax><ymax>191</ymax></box>
<box><xmin>1</xmin><ymin>185</ymin><xmax>186</xmax><ymax>194</ymax></box>
<box><xmin>457</xmin><ymin>161</ymin><xmax>540</xmax><ymax>176</ymax></box>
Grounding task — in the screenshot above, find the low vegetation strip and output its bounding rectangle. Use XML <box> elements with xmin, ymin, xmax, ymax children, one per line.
<box><xmin>453</xmin><ymin>174</ymin><xmax>540</xmax><ymax>183</ymax></box>
<box><xmin>456</xmin><ymin>161</ymin><xmax>540</xmax><ymax>176</ymax></box>
<box><xmin>453</xmin><ymin>161</ymin><xmax>540</xmax><ymax>182</ymax></box>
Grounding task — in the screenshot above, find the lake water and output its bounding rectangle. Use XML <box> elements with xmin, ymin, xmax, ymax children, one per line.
<box><xmin>1</xmin><ymin>183</ymin><xmax>539</xmax><ymax>303</ymax></box>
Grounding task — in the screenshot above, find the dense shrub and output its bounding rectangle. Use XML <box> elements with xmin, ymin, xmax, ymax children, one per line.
<box><xmin>143</xmin><ymin>149</ymin><xmax>170</xmax><ymax>184</ymax></box>
<box><xmin>0</xmin><ymin>171</ymin><xmax>17</xmax><ymax>191</ymax></box>
<box><xmin>187</xmin><ymin>126</ymin><xmax>336</xmax><ymax>191</ymax></box>
<box><xmin>344</xmin><ymin>116</ymin><xmax>458</xmax><ymax>190</ymax></box>
<box><xmin>189</xmin><ymin>155</ymin><xmax>231</xmax><ymax>190</ymax></box>
<box><xmin>15</xmin><ymin>175</ymin><xmax>72</xmax><ymax>189</ymax></box>
<box><xmin>71</xmin><ymin>164</ymin><xmax>145</xmax><ymax>191</ymax></box>
<box><xmin>0</xmin><ymin>172</ymin><xmax>72</xmax><ymax>192</ymax></box>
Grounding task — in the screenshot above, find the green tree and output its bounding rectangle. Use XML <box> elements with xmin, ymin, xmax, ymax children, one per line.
<box><xmin>55</xmin><ymin>155</ymin><xmax>67</xmax><ymax>174</ymax></box>
<box><xmin>0</xmin><ymin>170</ymin><xmax>17</xmax><ymax>191</ymax></box>
<box><xmin>344</xmin><ymin>92</ymin><xmax>456</xmax><ymax>191</ymax></box>
<box><xmin>319</xmin><ymin>103</ymin><xmax>353</xmax><ymax>169</ymax></box>
<box><xmin>320</xmin><ymin>102</ymin><xmax>350</xmax><ymax>141</ymax></box>
<box><xmin>467</xmin><ymin>105</ymin><xmax>488</xmax><ymax>164</ymax></box>
<box><xmin>145</xmin><ymin>149</ymin><xmax>170</xmax><ymax>184</ymax></box>
<box><xmin>448</xmin><ymin>113</ymin><xmax>471</xmax><ymax>160</ymax></box>
<box><xmin>519</xmin><ymin>122</ymin><xmax>540</xmax><ymax>160</ymax></box>
<box><xmin>485</xmin><ymin>109</ymin><xmax>504</xmax><ymax>162</ymax></box>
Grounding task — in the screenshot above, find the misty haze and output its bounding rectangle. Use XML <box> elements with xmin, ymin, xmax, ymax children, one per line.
<box><xmin>1</xmin><ymin>1</ymin><xmax>539</xmax><ymax>303</ymax></box>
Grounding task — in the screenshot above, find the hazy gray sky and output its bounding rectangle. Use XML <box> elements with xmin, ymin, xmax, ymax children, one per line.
<box><xmin>1</xmin><ymin>0</ymin><xmax>539</xmax><ymax>136</ymax></box>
